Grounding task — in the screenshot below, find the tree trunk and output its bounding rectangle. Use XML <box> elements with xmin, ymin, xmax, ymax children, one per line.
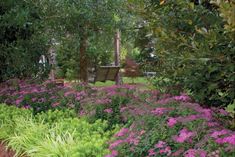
<box><xmin>114</xmin><ymin>30</ymin><xmax>121</xmax><ymax>85</ymax></box>
<box><xmin>79</xmin><ymin>34</ymin><xmax>88</xmax><ymax>82</ymax></box>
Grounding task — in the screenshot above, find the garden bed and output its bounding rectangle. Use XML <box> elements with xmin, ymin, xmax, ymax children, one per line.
<box><xmin>0</xmin><ymin>80</ymin><xmax>234</xmax><ymax>157</ymax></box>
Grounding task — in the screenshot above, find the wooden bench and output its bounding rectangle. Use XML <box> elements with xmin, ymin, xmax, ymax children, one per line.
<box><xmin>89</xmin><ymin>66</ymin><xmax>120</xmax><ymax>83</ymax></box>
<box><xmin>143</xmin><ymin>72</ymin><xmax>157</xmax><ymax>77</ymax></box>
<box><xmin>55</xmin><ymin>79</ymin><xmax>64</xmax><ymax>86</ymax></box>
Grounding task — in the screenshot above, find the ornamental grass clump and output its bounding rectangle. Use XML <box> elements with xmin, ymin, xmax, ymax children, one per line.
<box><xmin>0</xmin><ymin>104</ymin><xmax>113</xmax><ymax>157</ymax></box>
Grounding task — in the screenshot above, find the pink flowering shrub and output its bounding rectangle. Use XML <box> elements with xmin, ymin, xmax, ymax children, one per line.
<box><xmin>173</xmin><ymin>128</ymin><xmax>195</xmax><ymax>143</ymax></box>
<box><xmin>167</xmin><ymin>117</ymin><xmax>177</xmax><ymax>127</ymax></box>
<box><xmin>173</xmin><ymin>94</ymin><xmax>191</xmax><ymax>102</ymax></box>
<box><xmin>151</xmin><ymin>107</ymin><xmax>172</xmax><ymax>116</ymax></box>
<box><xmin>0</xmin><ymin>80</ymin><xmax>85</xmax><ymax>114</ymax></box>
<box><xmin>104</xmin><ymin>108</ymin><xmax>113</xmax><ymax>114</ymax></box>
<box><xmin>184</xmin><ymin>149</ymin><xmax>207</xmax><ymax>157</ymax></box>
<box><xmin>115</xmin><ymin>128</ymin><xmax>129</xmax><ymax>137</ymax></box>
<box><xmin>0</xmin><ymin>80</ymin><xmax>235</xmax><ymax>157</ymax></box>
<box><xmin>92</xmin><ymin>95</ymin><xmax>131</xmax><ymax>128</ymax></box>
<box><xmin>106</xmin><ymin>99</ymin><xmax>235</xmax><ymax>157</ymax></box>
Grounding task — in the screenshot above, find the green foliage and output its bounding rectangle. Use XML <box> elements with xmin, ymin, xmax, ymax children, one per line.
<box><xmin>94</xmin><ymin>96</ymin><xmax>130</xmax><ymax>128</ymax></box>
<box><xmin>211</xmin><ymin>0</ymin><xmax>235</xmax><ymax>32</ymax></box>
<box><xmin>0</xmin><ymin>0</ymin><xmax>49</xmax><ymax>82</ymax></box>
<box><xmin>33</xmin><ymin>0</ymin><xmax>131</xmax><ymax>80</ymax></box>
<box><xmin>1</xmin><ymin>0</ymin><xmax>135</xmax><ymax>81</ymax></box>
<box><xmin>6</xmin><ymin>117</ymin><xmax>48</xmax><ymax>156</ymax></box>
<box><xmin>151</xmin><ymin>77</ymin><xmax>181</xmax><ymax>95</ymax></box>
<box><xmin>0</xmin><ymin>104</ymin><xmax>31</xmax><ymax>139</ymax></box>
<box><xmin>56</xmin><ymin>37</ymin><xmax>80</xmax><ymax>80</ymax></box>
<box><xmin>225</xmin><ymin>100</ymin><xmax>235</xmax><ymax>118</ymax></box>
<box><xmin>225</xmin><ymin>100</ymin><xmax>235</xmax><ymax>129</ymax></box>
<box><xmin>134</xmin><ymin>27</ymin><xmax>158</xmax><ymax>71</ymax></box>
<box><xmin>136</xmin><ymin>0</ymin><xmax>235</xmax><ymax>107</ymax></box>
<box><xmin>0</xmin><ymin>104</ymin><xmax>112</xmax><ymax>157</ymax></box>
<box><xmin>34</xmin><ymin>109</ymin><xmax>76</xmax><ymax>125</ymax></box>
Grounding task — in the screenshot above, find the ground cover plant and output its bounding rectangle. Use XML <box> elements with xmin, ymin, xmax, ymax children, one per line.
<box><xmin>0</xmin><ymin>104</ymin><xmax>114</xmax><ymax>157</ymax></box>
<box><xmin>0</xmin><ymin>80</ymin><xmax>234</xmax><ymax>157</ymax></box>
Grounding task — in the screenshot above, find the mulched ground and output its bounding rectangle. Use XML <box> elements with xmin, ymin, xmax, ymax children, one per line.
<box><xmin>0</xmin><ymin>142</ymin><xmax>15</xmax><ymax>157</ymax></box>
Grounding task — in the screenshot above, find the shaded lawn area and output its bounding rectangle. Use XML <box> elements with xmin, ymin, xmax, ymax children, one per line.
<box><xmin>91</xmin><ymin>77</ymin><xmax>154</xmax><ymax>89</ymax></box>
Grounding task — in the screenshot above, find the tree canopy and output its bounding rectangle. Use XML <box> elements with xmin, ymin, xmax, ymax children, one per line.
<box><xmin>133</xmin><ymin>0</ymin><xmax>234</xmax><ymax>106</ymax></box>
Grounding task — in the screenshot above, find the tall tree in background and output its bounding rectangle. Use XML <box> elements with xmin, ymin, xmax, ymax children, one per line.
<box><xmin>1</xmin><ymin>0</ymin><xmax>139</xmax><ymax>82</ymax></box>
<box><xmin>33</xmin><ymin>0</ymin><xmax>130</xmax><ymax>82</ymax></box>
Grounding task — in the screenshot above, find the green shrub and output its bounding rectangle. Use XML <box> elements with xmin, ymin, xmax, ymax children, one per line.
<box><xmin>34</xmin><ymin>109</ymin><xmax>76</xmax><ymax>125</ymax></box>
<box><xmin>7</xmin><ymin>118</ymin><xmax>111</xmax><ymax>157</ymax></box>
<box><xmin>0</xmin><ymin>104</ymin><xmax>112</xmax><ymax>157</ymax></box>
<box><xmin>0</xmin><ymin>104</ymin><xmax>31</xmax><ymax>139</ymax></box>
<box><xmin>151</xmin><ymin>77</ymin><xmax>182</xmax><ymax>95</ymax></box>
<box><xmin>138</xmin><ymin>0</ymin><xmax>235</xmax><ymax>107</ymax></box>
<box><xmin>93</xmin><ymin>96</ymin><xmax>130</xmax><ymax>128</ymax></box>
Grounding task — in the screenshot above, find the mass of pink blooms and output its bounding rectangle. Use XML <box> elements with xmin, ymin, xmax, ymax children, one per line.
<box><xmin>167</xmin><ymin>117</ymin><xmax>177</xmax><ymax>127</ymax></box>
<box><xmin>0</xmin><ymin>79</ymin><xmax>234</xmax><ymax>157</ymax></box>
<box><xmin>173</xmin><ymin>128</ymin><xmax>195</xmax><ymax>143</ymax></box>
<box><xmin>184</xmin><ymin>149</ymin><xmax>207</xmax><ymax>157</ymax></box>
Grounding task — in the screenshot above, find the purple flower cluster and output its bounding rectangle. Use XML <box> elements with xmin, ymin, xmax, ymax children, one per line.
<box><xmin>167</xmin><ymin>117</ymin><xmax>177</xmax><ymax>127</ymax></box>
<box><xmin>147</xmin><ymin>141</ymin><xmax>171</xmax><ymax>156</ymax></box>
<box><xmin>210</xmin><ymin>130</ymin><xmax>235</xmax><ymax>145</ymax></box>
<box><xmin>173</xmin><ymin>93</ymin><xmax>191</xmax><ymax>102</ymax></box>
<box><xmin>173</xmin><ymin>128</ymin><xmax>195</xmax><ymax>143</ymax></box>
<box><xmin>115</xmin><ymin>128</ymin><xmax>129</xmax><ymax>137</ymax></box>
<box><xmin>106</xmin><ymin>127</ymin><xmax>145</xmax><ymax>157</ymax></box>
<box><xmin>0</xmin><ymin>80</ymin><xmax>87</xmax><ymax>111</ymax></box>
<box><xmin>184</xmin><ymin>149</ymin><xmax>207</xmax><ymax>157</ymax></box>
<box><xmin>151</xmin><ymin>107</ymin><xmax>172</xmax><ymax>116</ymax></box>
<box><xmin>104</xmin><ymin>108</ymin><xmax>113</xmax><ymax>114</ymax></box>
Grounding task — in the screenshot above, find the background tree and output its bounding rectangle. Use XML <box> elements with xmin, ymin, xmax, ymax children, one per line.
<box><xmin>1</xmin><ymin>0</ymin><xmax>140</xmax><ymax>82</ymax></box>
<box><xmin>33</xmin><ymin>0</ymin><xmax>132</xmax><ymax>82</ymax></box>
<box><xmin>0</xmin><ymin>0</ymin><xmax>49</xmax><ymax>82</ymax></box>
<box><xmin>134</xmin><ymin>0</ymin><xmax>234</xmax><ymax>107</ymax></box>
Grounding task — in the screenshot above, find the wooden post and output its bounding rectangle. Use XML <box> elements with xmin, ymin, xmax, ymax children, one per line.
<box><xmin>114</xmin><ymin>30</ymin><xmax>121</xmax><ymax>85</ymax></box>
<box><xmin>49</xmin><ymin>47</ymin><xmax>56</xmax><ymax>81</ymax></box>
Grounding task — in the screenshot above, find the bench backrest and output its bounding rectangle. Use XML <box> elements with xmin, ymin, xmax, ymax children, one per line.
<box><xmin>93</xmin><ymin>66</ymin><xmax>120</xmax><ymax>82</ymax></box>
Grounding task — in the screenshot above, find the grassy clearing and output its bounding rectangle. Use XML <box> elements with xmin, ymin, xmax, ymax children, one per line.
<box><xmin>90</xmin><ymin>77</ymin><xmax>154</xmax><ymax>89</ymax></box>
